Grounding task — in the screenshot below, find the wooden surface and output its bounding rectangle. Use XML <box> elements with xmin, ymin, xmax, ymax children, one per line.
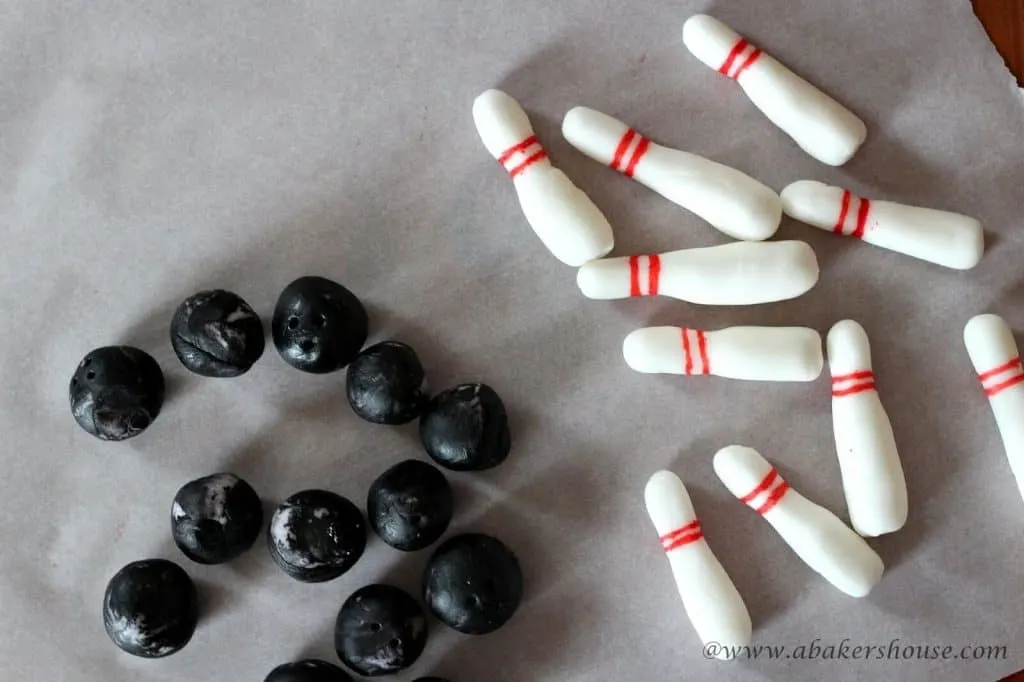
<box><xmin>976</xmin><ymin>3</ymin><xmax>1023</xmax><ymax>679</ymax></box>
<box><xmin>974</xmin><ymin>0</ymin><xmax>1024</xmax><ymax>83</ymax></box>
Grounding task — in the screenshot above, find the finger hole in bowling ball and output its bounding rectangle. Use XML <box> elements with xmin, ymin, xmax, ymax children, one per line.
<box><xmin>370</xmin><ymin>623</ymin><xmax>382</xmax><ymax>633</ymax></box>
<box><xmin>300</xmin><ymin>340</ymin><xmax>314</xmax><ymax>353</ymax></box>
<box><xmin>86</xmin><ymin>371</ymin><xmax>96</xmax><ymax>380</ymax></box>
<box><xmin>288</xmin><ymin>316</ymin><xmax>299</xmax><ymax>330</ymax></box>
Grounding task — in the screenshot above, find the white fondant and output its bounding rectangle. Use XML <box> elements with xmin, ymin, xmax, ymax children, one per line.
<box><xmin>576</xmin><ymin>241</ymin><xmax>819</xmax><ymax>305</ymax></box>
<box><xmin>827</xmin><ymin>320</ymin><xmax>908</xmax><ymax>537</ymax></box>
<box><xmin>644</xmin><ymin>470</ymin><xmax>752</xmax><ymax>660</ymax></box>
<box><xmin>472</xmin><ymin>89</ymin><xmax>614</xmax><ymax>266</ymax></box>
<box><xmin>963</xmin><ymin>314</ymin><xmax>1024</xmax><ymax>503</ymax></box>
<box><xmin>682</xmin><ymin>14</ymin><xmax>867</xmax><ymax>166</ymax></box>
<box><xmin>561</xmin><ymin>106</ymin><xmax>781</xmax><ymax>241</ymax></box>
<box><xmin>782</xmin><ymin>180</ymin><xmax>984</xmax><ymax>270</ymax></box>
<box><xmin>713</xmin><ymin>445</ymin><xmax>884</xmax><ymax>597</ymax></box>
<box><xmin>624</xmin><ymin>326</ymin><xmax>822</xmax><ymax>381</ymax></box>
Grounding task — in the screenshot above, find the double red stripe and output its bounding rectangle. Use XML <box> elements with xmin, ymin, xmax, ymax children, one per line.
<box><xmin>628</xmin><ymin>255</ymin><xmax>661</xmax><ymax>297</ymax></box>
<box><xmin>831</xmin><ymin>370</ymin><xmax>877</xmax><ymax>397</ymax></box>
<box><xmin>755</xmin><ymin>482</ymin><xmax>790</xmax><ymax>516</ymax></box>
<box><xmin>978</xmin><ymin>357</ymin><xmax>1024</xmax><ymax>397</ymax></box>
<box><xmin>833</xmin><ymin>190</ymin><xmax>871</xmax><ymax>239</ymax></box>
<box><xmin>497</xmin><ymin>135</ymin><xmax>547</xmax><ymax>178</ymax></box>
<box><xmin>738</xmin><ymin>468</ymin><xmax>789</xmax><ymax>516</ymax></box>
<box><xmin>611</xmin><ymin>129</ymin><xmax>651</xmax><ymax>178</ymax></box>
<box><xmin>718</xmin><ymin>38</ymin><xmax>763</xmax><ymax>81</ymax></box>
<box><xmin>660</xmin><ymin>520</ymin><xmax>703</xmax><ymax>551</ymax></box>
<box><xmin>681</xmin><ymin>328</ymin><xmax>711</xmax><ymax>375</ymax></box>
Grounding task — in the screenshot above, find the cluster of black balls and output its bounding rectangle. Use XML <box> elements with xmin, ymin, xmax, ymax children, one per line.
<box><xmin>80</xmin><ymin>276</ymin><xmax>523</xmax><ymax>679</ymax></box>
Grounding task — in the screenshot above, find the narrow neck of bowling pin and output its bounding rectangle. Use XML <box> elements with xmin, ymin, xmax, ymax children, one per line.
<box><xmin>737</xmin><ymin>467</ymin><xmax>790</xmax><ymax>515</ymax></box>
<box><xmin>679</xmin><ymin>328</ymin><xmax>711</xmax><ymax>375</ymax></box>
<box><xmin>831</xmin><ymin>370</ymin><xmax>876</xmax><ymax>397</ymax></box>
<box><xmin>831</xmin><ymin>189</ymin><xmax>872</xmax><ymax>239</ymax></box>
<box><xmin>497</xmin><ymin>135</ymin><xmax>550</xmax><ymax>177</ymax></box>
<box><xmin>717</xmin><ymin>36</ymin><xmax>764</xmax><ymax>82</ymax></box>
<box><xmin>626</xmin><ymin>254</ymin><xmax>662</xmax><ymax>297</ymax></box>
<box><xmin>609</xmin><ymin>128</ymin><xmax>652</xmax><ymax>178</ymax></box>
<box><xmin>659</xmin><ymin>519</ymin><xmax>704</xmax><ymax>552</ymax></box>
<box><xmin>977</xmin><ymin>357</ymin><xmax>1024</xmax><ymax>398</ymax></box>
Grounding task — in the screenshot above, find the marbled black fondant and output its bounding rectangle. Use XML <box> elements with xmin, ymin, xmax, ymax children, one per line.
<box><xmin>334</xmin><ymin>584</ymin><xmax>427</xmax><ymax>677</ymax></box>
<box><xmin>423</xmin><ymin>533</ymin><xmax>522</xmax><ymax>635</ymax></box>
<box><xmin>367</xmin><ymin>459</ymin><xmax>452</xmax><ymax>552</ymax></box>
<box><xmin>170</xmin><ymin>289</ymin><xmax>265</xmax><ymax>377</ymax></box>
<box><xmin>102</xmin><ymin>559</ymin><xmax>198</xmax><ymax>658</ymax></box>
<box><xmin>267</xmin><ymin>490</ymin><xmax>367</xmax><ymax>583</ymax></box>
<box><xmin>346</xmin><ymin>341</ymin><xmax>428</xmax><ymax>425</ymax></box>
<box><xmin>69</xmin><ymin>346</ymin><xmax>165</xmax><ymax>441</ymax></box>
<box><xmin>171</xmin><ymin>473</ymin><xmax>263</xmax><ymax>564</ymax></box>
<box><xmin>419</xmin><ymin>384</ymin><xmax>510</xmax><ymax>471</ymax></box>
<box><xmin>272</xmin><ymin>276</ymin><xmax>368</xmax><ymax>374</ymax></box>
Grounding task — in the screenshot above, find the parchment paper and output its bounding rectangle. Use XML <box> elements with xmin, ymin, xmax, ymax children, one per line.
<box><xmin>2</xmin><ymin>1</ymin><xmax>1023</xmax><ymax>680</ymax></box>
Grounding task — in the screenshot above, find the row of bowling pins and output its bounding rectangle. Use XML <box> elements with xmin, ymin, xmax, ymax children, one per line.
<box><xmin>624</xmin><ymin>314</ymin><xmax>1024</xmax><ymax>506</ymax></box>
<box><xmin>645</xmin><ymin>449</ymin><xmax>884</xmax><ymax>661</ymax></box>
<box><xmin>646</xmin><ymin>313</ymin><xmax>1024</xmax><ymax>660</ymax></box>
<box><xmin>628</xmin><ymin>320</ymin><xmax>909</xmax><ymax>536</ymax></box>
<box><xmin>473</xmin><ymin>14</ymin><xmax>984</xmax><ymax>273</ymax></box>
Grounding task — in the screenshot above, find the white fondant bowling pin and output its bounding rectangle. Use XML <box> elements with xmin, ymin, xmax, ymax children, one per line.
<box><xmin>624</xmin><ymin>326</ymin><xmax>822</xmax><ymax>382</ymax></box>
<box><xmin>472</xmin><ymin>89</ymin><xmax>615</xmax><ymax>266</ymax></box>
<box><xmin>561</xmin><ymin>106</ymin><xmax>781</xmax><ymax>241</ymax></box>
<box><xmin>644</xmin><ymin>470</ymin><xmax>752</xmax><ymax>659</ymax></box>
<box><xmin>963</xmin><ymin>314</ymin><xmax>1024</xmax><ymax>502</ymax></box>
<box><xmin>576</xmin><ymin>240</ymin><xmax>819</xmax><ymax>305</ymax></box>
<box><xmin>782</xmin><ymin>180</ymin><xmax>984</xmax><ymax>270</ymax></box>
<box><xmin>827</xmin><ymin>320</ymin><xmax>908</xmax><ymax>537</ymax></box>
<box><xmin>682</xmin><ymin>15</ymin><xmax>867</xmax><ymax>166</ymax></box>
<box><xmin>713</xmin><ymin>445</ymin><xmax>884</xmax><ymax>597</ymax></box>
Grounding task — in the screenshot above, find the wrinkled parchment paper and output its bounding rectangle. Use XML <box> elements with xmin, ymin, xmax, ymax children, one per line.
<box><xmin>1</xmin><ymin>1</ymin><xmax>1023</xmax><ymax>680</ymax></box>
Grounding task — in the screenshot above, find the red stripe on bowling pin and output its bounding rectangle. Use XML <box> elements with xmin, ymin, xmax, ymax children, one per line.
<box><xmin>660</xmin><ymin>520</ymin><xmax>704</xmax><ymax>551</ymax></box>
<box><xmin>718</xmin><ymin>38</ymin><xmax>763</xmax><ymax>81</ymax></box>
<box><xmin>628</xmin><ymin>255</ymin><xmax>662</xmax><ymax>296</ymax></box>
<box><xmin>755</xmin><ymin>481</ymin><xmax>790</xmax><ymax>515</ymax></box>
<box><xmin>680</xmin><ymin>328</ymin><xmax>711</xmax><ymax>375</ymax></box>
<box><xmin>977</xmin><ymin>357</ymin><xmax>1024</xmax><ymax>397</ymax></box>
<box><xmin>497</xmin><ymin>135</ymin><xmax>548</xmax><ymax>177</ymax></box>
<box><xmin>610</xmin><ymin>129</ymin><xmax>651</xmax><ymax>178</ymax></box>
<box><xmin>737</xmin><ymin>467</ymin><xmax>790</xmax><ymax>516</ymax></box>
<box><xmin>831</xmin><ymin>370</ymin><xmax>877</xmax><ymax>397</ymax></box>
<box><xmin>832</xmin><ymin>190</ymin><xmax>872</xmax><ymax>239</ymax></box>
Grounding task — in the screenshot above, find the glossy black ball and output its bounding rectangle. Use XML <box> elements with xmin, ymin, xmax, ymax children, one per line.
<box><xmin>268</xmin><ymin>490</ymin><xmax>367</xmax><ymax>582</ymax></box>
<box><xmin>265</xmin><ymin>659</ymin><xmax>353</xmax><ymax>682</ymax></box>
<box><xmin>367</xmin><ymin>460</ymin><xmax>453</xmax><ymax>552</ymax></box>
<box><xmin>171</xmin><ymin>473</ymin><xmax>263</xmax><ymax>564</ymax></box>
<box><xmin>334</xmin><ymin>584</ymin><xmax>427</xmax><ymax>677</ymax></box>
<box><xmin>102</xmin><ymin>559</ymin><xmax>198</xmax><ymax>658</ymax></box>
<box><xmin>424</xmin><ymin>533</ymin><xmax>523</xmax><ymax>635</ymax></box>
<box><xmin>272</xmin><ymin>276</ymin><xmax>368</xmax><ymax>374</ymax></box>
<box><xmin>69</xmin><ymin>346</ymin><xmax>165</xmax><ymax>441</ymax></box>
<box><xmin>346</xmin><ymin>341</ymin><xmax>427</xmax><ymax>425</ymax></box>
<box><xmin>170</xmin><ymin>289</ymin><xmax>265</xmax><ymax>377</ymax></box>
<box><xmin>419</xmin><ymin>384</ymin><xmax>510</xmax><ymax>471</ymax></box>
